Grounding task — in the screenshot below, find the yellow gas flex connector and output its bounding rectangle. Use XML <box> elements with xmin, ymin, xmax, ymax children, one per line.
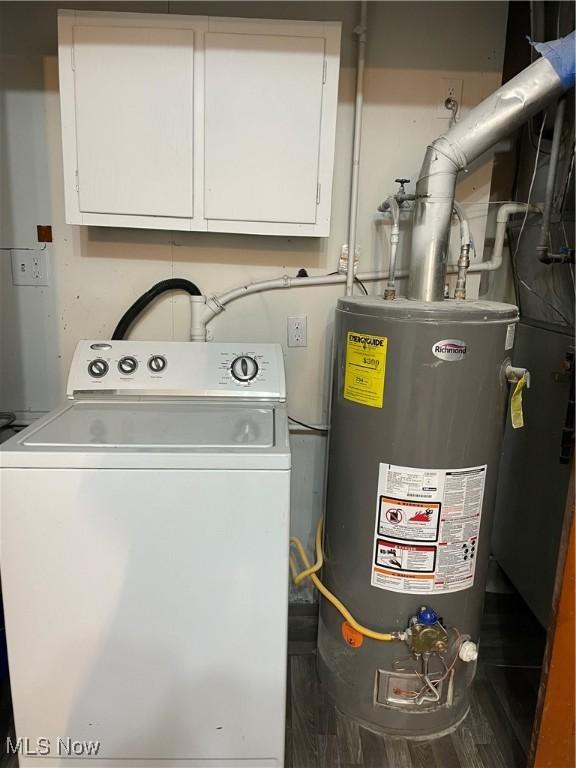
<box><xmin>290</xmin><ymin>519</ymin><xmax>404</xmax><ymax>642</ymax></box>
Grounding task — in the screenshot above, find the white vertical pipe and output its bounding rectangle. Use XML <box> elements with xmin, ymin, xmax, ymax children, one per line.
<box><xmin>537</xmin><ymin>97</ymin><xmax>566</xmax><ymax>261</ymax></box>
<box><xmin>383</xmin><ymin>196</ymin><xmax>400</xmax><ymax>300</ymax></box>
<box><xmin>345</xmin><ymin>1</ymin><xmax>368</xmax><ymax>297</ymax></box>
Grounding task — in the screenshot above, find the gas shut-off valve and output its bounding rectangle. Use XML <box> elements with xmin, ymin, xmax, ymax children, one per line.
<box><xmin>404</xmin><ymin>605</ymin><xmax>478</xmax><ymax>663</ymax></box>
<box><xmin>405</xmin><ymin>606</ymin><xmax>448</xmax><ymax>655</ymax></box>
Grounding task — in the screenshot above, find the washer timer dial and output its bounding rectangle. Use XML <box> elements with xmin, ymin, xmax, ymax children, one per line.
<box><xmin>230</xmin><ymin>355</ymin><xmax>259</xmax><ymax>382</ymax></box>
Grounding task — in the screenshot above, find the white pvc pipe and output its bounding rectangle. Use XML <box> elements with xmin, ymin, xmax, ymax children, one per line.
<box><xmin>189</xmin><ymin>203</ymin><xmax>539</xmax><ymax>339</ymax></box>
<box><xmin>189</xmin><ymin>295</ymin><xmax>207</xmax><ymax>341</ymax></box>
<box><xmin>207</xmin><ymin>269</ymin><xmax>409</xmax><ymax>317</ymax></box>
<box><xmin>383</xmin><ymin>196</ymin><xmax>400</xmax><ymax>299</ymax></box>
<box><xmin>345</xmin><ymin>1</ymin><xmax>368</xmax><ymax>297</ymax></box>
<box><xmin>452</xmin><ymin>201</ymin><xmax>472</xmax><ymax>251</ymax></box>
<box><xmin>452</xmin><ymin>201</ymin><xmax>473</xmax><ymax>299</ymax></box>
<box><xmin>468</xmin><ymin>203</ymin><xmax>540</xmax><ymax>272</ymax></box>
<box><xmin>191</xmin><ymin>269</ymin><xmax>409</xmax><ymax>339</ymax></box>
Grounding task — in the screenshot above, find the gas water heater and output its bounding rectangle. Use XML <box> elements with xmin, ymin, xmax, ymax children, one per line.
<box><xmin>318</xmin><ymin>299</ymin><xmax>517</xmax><ymax>736</ymax></box>
<box><xmin>316</xmin><ymin>35</ymin><xmax>574</xmax><ymax>737</ymax></box>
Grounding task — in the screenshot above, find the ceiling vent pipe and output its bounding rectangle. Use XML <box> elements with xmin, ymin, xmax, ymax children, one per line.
<box><xmin>408</xmin><ymin>32</ymin><xmax>575</xmax><ymax>303</ymax></box>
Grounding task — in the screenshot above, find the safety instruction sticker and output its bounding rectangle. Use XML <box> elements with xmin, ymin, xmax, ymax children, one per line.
<box><xmin>371</xmin><ymin>463</ymin><xmax>487</xmax><ymax>595</ymax></box>
<box><xmin>375</xmin><ymin>540</ymin><xmax>436</xmax><ymax>572</ymax></box>
<box><xmin>344</xmin><ymin>332</ymin><xmax>387</xmax><ymax>408</ymax></box>
<box><xmin>378</xmin><ymin>497</ymin><xmax>441</xmax><ymax>542</ymax></box>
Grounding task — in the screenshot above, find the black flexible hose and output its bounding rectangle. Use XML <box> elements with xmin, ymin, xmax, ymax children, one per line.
<box><xmin>112</xmin><ymin>278</ymin><xmax>202</xmax><ymax>340</ymax></box>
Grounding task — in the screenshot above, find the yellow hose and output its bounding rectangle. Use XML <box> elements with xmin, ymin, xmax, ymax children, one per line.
<box><xmin>290</xmin><ymin>519</ymin><xmax>399</xmax><ymax>643</ymax></box>
<box><xmin>291</xmin><ymin>516</ymin><xmax>325</xmax><ymax>585</ymax></box>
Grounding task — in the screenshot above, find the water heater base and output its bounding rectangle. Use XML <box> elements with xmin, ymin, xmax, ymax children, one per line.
<box><xmin>318</xmin><ymin>650</ymin><xmax>471</xmax><ymax>739</ymax></box>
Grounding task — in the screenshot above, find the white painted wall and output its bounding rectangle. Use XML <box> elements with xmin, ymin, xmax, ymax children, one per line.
<box><xmin>0</xmin><ymin>2</ymin><xmax>509</xmax><ymax>594</ymax></box>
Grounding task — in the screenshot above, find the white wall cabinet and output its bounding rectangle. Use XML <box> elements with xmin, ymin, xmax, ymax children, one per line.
<box><xmin>58</xmin><ymin>11</ymin><xmax>341</xmax><ymax>236</ymax></box>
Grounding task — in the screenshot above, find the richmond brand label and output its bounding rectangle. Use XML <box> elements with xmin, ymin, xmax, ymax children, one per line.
<box><xmin>432</xmin><ymin>339</ymin><xmax>467</xmax><ymax>361</ymax></box>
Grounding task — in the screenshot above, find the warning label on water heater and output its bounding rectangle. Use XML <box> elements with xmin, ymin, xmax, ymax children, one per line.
<box><xmin>370</xmin><ymin>463</ymin><xmax>487</xmax><ymax>595</ymax></box>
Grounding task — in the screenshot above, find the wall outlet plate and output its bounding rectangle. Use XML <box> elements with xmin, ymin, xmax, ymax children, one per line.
<box><xmin>11</xmin><ymin>248</ymin><xmax>49</xmax><ymax>286</ymax></box>
<box><xmin>287</xmin><ymin>316</ymin><xmax>307</xmax><ymax>347</ymax></box>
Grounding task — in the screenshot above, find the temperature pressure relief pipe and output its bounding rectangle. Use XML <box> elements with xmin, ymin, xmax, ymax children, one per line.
<box><xmin>408</xmin><ymin>32</ymin><xmax>575</xmax><ymax>302</ymax></box>
<box><xmin>475</xmin><ymin>202</ymin><xmax>541</xmax><ymax>273</ymax></box>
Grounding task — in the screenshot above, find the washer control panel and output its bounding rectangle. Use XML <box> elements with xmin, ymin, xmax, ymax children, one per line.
<box><xmin>68</xmin><ymin>341</ymin><xmax>286</xmax><ymax>400</ymax></box>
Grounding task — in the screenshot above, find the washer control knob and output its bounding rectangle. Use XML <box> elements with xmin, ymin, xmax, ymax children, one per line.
<box><xmin>118</xmin><ymin>356</ymin><xmax>138</xmax><ymax>375</ymax></box>
<box><xmin>231</xmin><ymin>355</ymin><xmax>259</xmax><ymax>382</ymax></box>
<box><xmin>88</xmin><ymin>359</ymin><xmax>109</xmax><ymax>378</ymax></box>
<box><xmin>148</xmin><ymin>355</ymin><xmax>167</xmax><ymax>373</ymax></box>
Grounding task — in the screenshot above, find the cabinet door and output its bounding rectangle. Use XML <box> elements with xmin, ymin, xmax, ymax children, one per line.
<box><xmin>203</xmin><ymin>20</ymin><xmax>340</xmax><ymax>236</ymax></box>
<box><xmin>74</xmin><ymin>25</ymin><xmax>194</xmax><ymax>218</ymax></box>
<box><xmin>58</xmin><ymin>12</ymin><xmax>340</xmax><ymax>236</ymax></box>
<box><xmin>59</xmin><ymin>12</ymin><xmax>205</xmax><ymax>229</ymax></box>
<box><xmin>204</xmin><ymin>31</ymin><xmax>323</xmax><ymax>230</ymax></box>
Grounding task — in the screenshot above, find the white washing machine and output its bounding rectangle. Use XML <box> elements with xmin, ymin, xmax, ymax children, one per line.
<box><xmin>0</xmin><ymin>340</ymin><xmax>291</xmax><ymax>768</ymax></box>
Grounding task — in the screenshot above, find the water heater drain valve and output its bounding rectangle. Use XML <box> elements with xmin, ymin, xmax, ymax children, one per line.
<box><xmin>405</xmin><ymin>606</ymin><xmax>449</xmax><ymax>655</ymax></box>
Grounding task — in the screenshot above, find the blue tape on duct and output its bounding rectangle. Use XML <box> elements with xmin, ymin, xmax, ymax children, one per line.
<box><xmin>529</xmin><ymin>31</ymin><xmax>576</xmax><ymax>89</ymax></box>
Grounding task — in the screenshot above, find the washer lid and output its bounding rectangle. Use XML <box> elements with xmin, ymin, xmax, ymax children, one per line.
<box><xmin>22</xmin><ymin>402</ymin><xmax>274</xmax><ymax>449</ymax></box>
<box><xmin>1</xmin><ymin>401</ymin><xmax>291</xmax><ymax>470</ymax></box>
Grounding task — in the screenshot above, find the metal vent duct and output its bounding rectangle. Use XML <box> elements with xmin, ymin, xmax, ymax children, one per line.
<box><xmin>409</xmin><ymin>35</ymin><xmax>575</xmax><ymax>302</ymax></box>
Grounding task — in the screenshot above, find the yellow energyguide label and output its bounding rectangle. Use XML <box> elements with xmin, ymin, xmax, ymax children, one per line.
<box><xmin>344</xmin><ymin>331</ymin><xmax>388</xmax><ymax>408</ymax></box>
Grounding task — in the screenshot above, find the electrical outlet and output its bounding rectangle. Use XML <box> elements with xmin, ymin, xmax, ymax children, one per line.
<box><xmin>287</xmin><ymin>316</ymin><xmax>307</xmax><ymax>348</ymax></box>
<box><xmin>435</xmin><ymin>77</ymin><xmax>463</xmax><ymax>118</ymax></box>
<box><xmin>11</xmin><ymin>249</ymin><xmax>49</xmax><ymax>286</ymax></box>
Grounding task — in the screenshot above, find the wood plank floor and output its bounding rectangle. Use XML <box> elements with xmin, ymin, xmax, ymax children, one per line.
<box><xmin>0</xmin><ymin>593</ymin><xmax>545</xmax><ymax>768</ymax></box>
<box><xmin>287</xmin><ymin>654</ymin><xmax>542</xmax><ymax>768</ymax></box>
<box><xmin>286</xmin><ymin>593</ymin><xmax>546</xmax><ymax>768</ymax></box>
